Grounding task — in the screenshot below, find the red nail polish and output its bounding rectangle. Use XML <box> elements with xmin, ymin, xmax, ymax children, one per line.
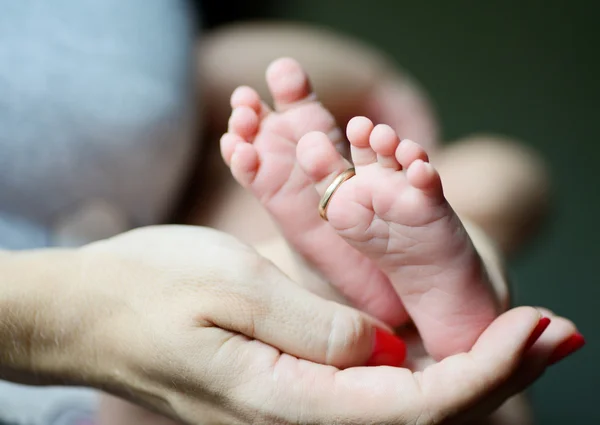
<box><xmin>548</xmin><ymin>333</ymin><xmax>586</xmax><ymax>365</ymax></box>
<box><xmin>525</xmin><ymin>317</ymin><xmax>551</xmax><ymax>350</ymax></box>
<box><xmin>365</xmin><ymin>328</ymin><xmax>407</xmax><ymax>367</ymax></box>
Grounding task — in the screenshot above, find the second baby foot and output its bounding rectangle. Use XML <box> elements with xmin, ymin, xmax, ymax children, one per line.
<box><xmin>297</xmin><ymin>117</ymin><xmax>500</xmax><ymax>359</ymax></box>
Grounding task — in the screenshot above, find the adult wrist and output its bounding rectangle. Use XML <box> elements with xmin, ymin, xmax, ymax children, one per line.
<box><xmin>0</xmin><ymin>248</ymin><xmax>95</xmax><ymax>386</ymax></box>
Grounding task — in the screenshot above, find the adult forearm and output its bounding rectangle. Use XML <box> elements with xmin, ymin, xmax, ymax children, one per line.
<box><xmin>0</xmin><ymin>249</ymin><xmax>91</xmax><ymax>386</ymax></box>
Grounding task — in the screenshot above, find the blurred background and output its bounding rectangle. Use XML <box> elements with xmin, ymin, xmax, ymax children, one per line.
<box><xmin>205</xmin><ymin>0</ymin><xmax>598</xmax><ymax>423</ymax></box>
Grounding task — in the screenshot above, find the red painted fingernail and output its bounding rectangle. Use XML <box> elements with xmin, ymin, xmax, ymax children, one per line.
<box><xmin>548</xmin><ymin>333</ymin><xmax>586</xmax><ymax>365</ymax></box>
<box><xmin>365</xmin><ymin>328</ymin><xmax>407</xmax><ymax>367</ymax></box>
<box><xmin>525</xmin><ymin>317</ymin><xmax>551</xmax><ymax>350</ymax></box>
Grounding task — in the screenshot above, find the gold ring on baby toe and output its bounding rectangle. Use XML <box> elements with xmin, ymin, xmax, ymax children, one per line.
<box><xmin>318</xmin><ymin>167</ymin><xmax>356</xmax><ymax>221</ymax></box>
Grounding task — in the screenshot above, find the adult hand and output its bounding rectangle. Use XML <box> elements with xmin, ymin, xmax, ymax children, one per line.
<box><xmin>0</xmin><ymin>226</ymin><xmax>580</xmax><ymax>424</ymax></box>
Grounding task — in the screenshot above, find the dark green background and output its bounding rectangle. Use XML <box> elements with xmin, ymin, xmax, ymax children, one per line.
<box><xmin>267</xmin><ymin>1</ymin><xmax>598</xmax><ymax>424</ymax></box>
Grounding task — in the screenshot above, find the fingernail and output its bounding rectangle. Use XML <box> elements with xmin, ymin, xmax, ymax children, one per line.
<box><xmin>548</xmin><ymin>333</ymin><xmax>586</xmax><ymax>365</ymax></box>
<box><xmin>525</xmin><ymin>317</ymin><xmax>551</xmax><ymax>350</ymax></box>
<box><xmin>366</xmin><ymin>328</ymin><xmax>407</xmax><ymax>367</ymax></box>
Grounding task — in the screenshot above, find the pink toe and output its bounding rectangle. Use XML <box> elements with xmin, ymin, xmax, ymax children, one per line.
<box><xmin>297</xmin><ymin>131</ymin><xmax>352</xmax><ymax>199</ymax></box>
<box><xmin>220</xmin><ymin>133</ymin><xmax>246</xmax><ymax>165</ymax></box>
<box><xmin>347</xmin><ymin>117</ymin><xmax>377</xmax><ymax>166</ymax></box>
<box><xmin>297</xmin><ymin>132</ymin><xmax>343</xmax><ymax>182</ymax></box>
<box><xmin>228</xmin><ymin>106</ymin><xmax>259</xmax><ymax>140</ymax></box>
<box><xmin>231</xmin><ymin>86</ymin><xmax>263</xmax><ymax>114</ymax></box>
<box><xmin>369</xmin><ymin>124</ymin><xmax>400</xmax><ymax>156</ymax></box>
<box><xmin>230</xmin><ymin>143</ymin><xmax>260</xmax><ymax>186</ymax></box>
<box><xmin>395</xmin><ymin>139</ymin><xmax>429</xmax><ymax>169</ymax></box>
<box><xmin>406</xmin><ymin>160</ymin><xmax>442</xmax><ymax>195</ymax></box>
<box><xmin>370</xmin><ymin>124</ymin><xmax>402</xmax><ymax>169</ymax></box>
<box><xmin>266</xmin><ymin>57</ymin><xmax>314</xmax><ymax>108</ymax></box>
<box><xmin>346</xmin><ymin>116</ymin><xmax>374</xmax><ymax>148</ymax></box>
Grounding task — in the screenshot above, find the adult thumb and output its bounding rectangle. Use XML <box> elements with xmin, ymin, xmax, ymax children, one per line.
<box><xmin>203</xmin><ymin>259</ymin><xmax>406</xmax><ymax>369</ymax></box>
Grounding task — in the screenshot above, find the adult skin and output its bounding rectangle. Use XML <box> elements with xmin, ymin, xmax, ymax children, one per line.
<box><xmin>0</xmin><ymin>225</ymin><xmax>579</xmax><ymax>424</ymax></box>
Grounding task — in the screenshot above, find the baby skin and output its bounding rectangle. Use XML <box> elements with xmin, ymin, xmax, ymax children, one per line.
<box><xmin>221</xmin><ymin>58</ymin><xmax>499</xmax><ymax>360</ymax></box>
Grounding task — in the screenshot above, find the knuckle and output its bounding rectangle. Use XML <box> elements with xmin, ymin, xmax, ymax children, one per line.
<box><xmin>325</xmin><ymin>308</ymin><xmax>371</xmax><ymax>367</ymax></box>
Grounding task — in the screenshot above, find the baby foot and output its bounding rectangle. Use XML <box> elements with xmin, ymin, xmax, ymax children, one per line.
<box><xmin>221</xmin><ymin>58</ymin><xmax>407</xmax><ymax>326</ymax></box>
<box><xmin>297</xmin><ymin>117</ymin><xmax>499</xmax><ymax>360</ymax></box>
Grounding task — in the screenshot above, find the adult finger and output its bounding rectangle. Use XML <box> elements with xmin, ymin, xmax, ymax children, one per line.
<box><xmin>204</xmin><ymin>306</ymin><xmax>582</xmax><ymax>425</ymax></box>
<box><xmin>462</xmin><ymin>309</ymin><xmax>584</xmax><ymax>422</ymax></box>
<box><xmin>252</xmin><ymin>306</ymin><xmax>546</xmax><ymax>424</ymax></box>
<box><xmin>200</xmin><ymin>251</ymin><xmax>407</xmax><ymax>370</ymax></box>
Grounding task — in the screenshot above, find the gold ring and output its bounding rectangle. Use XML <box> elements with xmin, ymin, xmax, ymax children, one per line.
<box><xmin>318</xmin><ymin>167</ymin><xmax>356</xmax><ymax>221</ymax></box>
